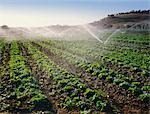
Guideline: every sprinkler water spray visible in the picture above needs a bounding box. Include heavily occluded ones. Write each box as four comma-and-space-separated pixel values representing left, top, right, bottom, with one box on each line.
82, 24, 120, 44
104, 29, 120, 44
82, 25, 103, 43
82, 20, 148, 44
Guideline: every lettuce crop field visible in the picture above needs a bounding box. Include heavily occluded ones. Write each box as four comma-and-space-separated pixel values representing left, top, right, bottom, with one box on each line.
0, 32, 149, 114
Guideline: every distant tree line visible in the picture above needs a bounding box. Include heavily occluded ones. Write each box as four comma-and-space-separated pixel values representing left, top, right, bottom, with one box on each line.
1, 25, 9, 29
108, 10, 150, 17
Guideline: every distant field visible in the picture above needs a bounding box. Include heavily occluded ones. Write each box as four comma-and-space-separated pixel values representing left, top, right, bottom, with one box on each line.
0, 32, 149, 113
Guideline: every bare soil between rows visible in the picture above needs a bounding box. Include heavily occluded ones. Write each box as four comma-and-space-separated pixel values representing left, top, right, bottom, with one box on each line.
31, 42, 149, 114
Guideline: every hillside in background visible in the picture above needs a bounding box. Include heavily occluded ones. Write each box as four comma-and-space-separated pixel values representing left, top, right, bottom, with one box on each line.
90, 10, 150, 29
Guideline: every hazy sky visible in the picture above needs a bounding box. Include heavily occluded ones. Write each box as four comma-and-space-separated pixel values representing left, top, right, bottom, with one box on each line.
0, 0, 149, 27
